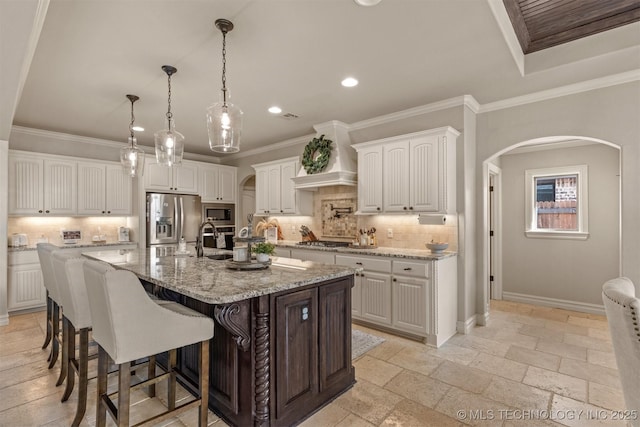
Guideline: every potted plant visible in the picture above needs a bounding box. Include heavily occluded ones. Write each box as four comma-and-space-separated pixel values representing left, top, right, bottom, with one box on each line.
251, 242, 276, 262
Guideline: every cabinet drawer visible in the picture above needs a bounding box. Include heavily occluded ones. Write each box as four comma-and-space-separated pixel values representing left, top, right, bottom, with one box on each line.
335, 255, 391, 273
392, 260, 429, 278
8, 250, 39, 266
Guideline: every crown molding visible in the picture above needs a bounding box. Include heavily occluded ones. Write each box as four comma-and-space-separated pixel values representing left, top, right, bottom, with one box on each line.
479, 70, 640, 113
10, 125, 221, 163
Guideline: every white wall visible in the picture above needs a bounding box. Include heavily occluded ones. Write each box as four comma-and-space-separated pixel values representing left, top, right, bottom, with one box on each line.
477, 81, 640, 317
500, 144, 619, 306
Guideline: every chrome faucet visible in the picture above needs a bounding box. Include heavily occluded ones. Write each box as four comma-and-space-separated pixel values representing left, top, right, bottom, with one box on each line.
195, 220, 218, 258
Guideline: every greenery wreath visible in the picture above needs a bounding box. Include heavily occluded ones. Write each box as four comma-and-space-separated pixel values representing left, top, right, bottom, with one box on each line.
302, 134, 333, 175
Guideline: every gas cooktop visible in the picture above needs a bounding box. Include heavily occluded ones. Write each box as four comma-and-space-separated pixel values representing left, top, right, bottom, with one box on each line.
296, 240, 350, 248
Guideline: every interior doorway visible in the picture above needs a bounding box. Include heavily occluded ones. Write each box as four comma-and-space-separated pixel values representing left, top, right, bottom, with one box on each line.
488, 164, 502, 301
240, 175, 255, 228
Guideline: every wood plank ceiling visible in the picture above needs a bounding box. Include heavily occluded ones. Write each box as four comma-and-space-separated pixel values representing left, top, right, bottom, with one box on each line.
503, 0, 640, 54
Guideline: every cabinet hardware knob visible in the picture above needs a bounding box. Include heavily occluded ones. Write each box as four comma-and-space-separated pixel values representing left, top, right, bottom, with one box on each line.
107, 211, 111, 214
102, 211, 105, 214
403, 267, 412, 271
393, 278, 397, 282
355, 262, 363, 265
376, 207, 381, 211
38, 210, 43, 213
403, 206, 407, 210
280, 210, 283, 213
45, 210, 50, 213
409, 206, 414, 210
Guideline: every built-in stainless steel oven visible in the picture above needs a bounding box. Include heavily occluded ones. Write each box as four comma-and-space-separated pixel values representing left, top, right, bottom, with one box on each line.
203, 226, 235, 249
202, 203, 235, 226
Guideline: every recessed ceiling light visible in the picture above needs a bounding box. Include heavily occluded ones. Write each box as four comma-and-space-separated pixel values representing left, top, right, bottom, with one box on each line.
353, 0, 382, 6
341, 77, 359, 87
268, 106, 282, 114
132, 125, 144, 132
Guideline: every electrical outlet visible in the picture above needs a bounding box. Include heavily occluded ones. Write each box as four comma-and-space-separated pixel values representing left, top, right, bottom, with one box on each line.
387, 228, 393, 238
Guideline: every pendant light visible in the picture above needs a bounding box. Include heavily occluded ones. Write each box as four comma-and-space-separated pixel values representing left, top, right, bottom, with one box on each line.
154, 65, 184, 166
120, 94, 145, 177
206, 19, 243, 153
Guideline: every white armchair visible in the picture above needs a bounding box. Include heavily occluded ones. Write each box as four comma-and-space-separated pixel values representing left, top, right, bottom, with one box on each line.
602, 277, 640, 426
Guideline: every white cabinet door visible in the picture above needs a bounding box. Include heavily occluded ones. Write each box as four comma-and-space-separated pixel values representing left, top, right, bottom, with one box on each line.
410, 136, 439, 212
352, 273, 362, 317
105, 164, 132, 215
201, 165, 237, 203
8, 154, 44, 214
77, 162, 106, 215
43, 159, 77, 215
279, 160, 297, 214
173, 161, 199, 193
8, 263, 46, 311
357, 146, 383, 214
254, 166, 270, 215
360, 271, 392, 325
145, 160, 199, 193
383, 140, 410, 213
267, 165, 281, 214
392, 275, 429, 335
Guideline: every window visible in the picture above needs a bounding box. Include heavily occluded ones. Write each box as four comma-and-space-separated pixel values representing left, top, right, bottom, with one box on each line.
525, 165, 588, 239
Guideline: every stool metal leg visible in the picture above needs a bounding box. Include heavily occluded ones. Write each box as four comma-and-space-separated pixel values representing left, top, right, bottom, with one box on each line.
147, 355, 156, 398
96, 347, 108, 427
42, 292, 52, 349
199, 340, 210, 427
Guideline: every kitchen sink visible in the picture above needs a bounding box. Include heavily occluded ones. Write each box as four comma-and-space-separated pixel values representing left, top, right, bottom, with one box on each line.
206, 253, 233, 260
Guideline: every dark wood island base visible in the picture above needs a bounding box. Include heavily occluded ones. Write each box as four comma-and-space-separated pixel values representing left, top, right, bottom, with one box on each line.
144, 275, 355, 427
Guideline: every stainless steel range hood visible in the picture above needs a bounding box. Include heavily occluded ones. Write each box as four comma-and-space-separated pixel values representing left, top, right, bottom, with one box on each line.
291, 121, 357, 191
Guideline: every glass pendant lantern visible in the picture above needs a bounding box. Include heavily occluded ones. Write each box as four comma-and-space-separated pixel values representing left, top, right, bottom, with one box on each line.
120, 94, 145, 178
154, 65, 184, 166
207, 19, 243, 153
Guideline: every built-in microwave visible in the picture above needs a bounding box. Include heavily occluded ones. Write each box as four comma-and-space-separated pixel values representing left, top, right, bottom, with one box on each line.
202, 203, 235, 226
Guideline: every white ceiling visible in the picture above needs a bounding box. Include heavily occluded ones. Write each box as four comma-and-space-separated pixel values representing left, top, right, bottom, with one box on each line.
11, 0, 640, 157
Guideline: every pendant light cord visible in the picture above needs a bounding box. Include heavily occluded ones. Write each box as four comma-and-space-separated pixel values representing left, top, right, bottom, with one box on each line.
221, 28, 227, 106
166, 73, 173, 127
129, 98, 136, 144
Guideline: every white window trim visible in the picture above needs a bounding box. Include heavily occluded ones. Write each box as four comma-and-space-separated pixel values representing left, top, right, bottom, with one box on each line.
525, 164, 589, 240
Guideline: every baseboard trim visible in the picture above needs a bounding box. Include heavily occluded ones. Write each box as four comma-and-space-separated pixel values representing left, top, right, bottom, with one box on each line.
502, 292, 605, 316
456, 315, 477, 335
476, 311, 490, 326
0, 314, 9, 326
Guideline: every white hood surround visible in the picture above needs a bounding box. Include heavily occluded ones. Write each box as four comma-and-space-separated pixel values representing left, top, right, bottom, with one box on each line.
291, 121, 357, 190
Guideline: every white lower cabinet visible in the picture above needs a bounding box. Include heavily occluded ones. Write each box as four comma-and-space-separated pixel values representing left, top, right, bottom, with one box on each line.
8, 244, 137, 313
336, 253, 457, 347
8, 251, 45, 311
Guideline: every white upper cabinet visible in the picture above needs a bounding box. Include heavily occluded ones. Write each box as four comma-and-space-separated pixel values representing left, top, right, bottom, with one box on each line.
352, 126, 458, 214
252, 157, 311, 215
145, 159, 199, 194
9, 153, 77, 215
201, 164, 237, 203
77, 161, 132, 215
356, 146, 383, 214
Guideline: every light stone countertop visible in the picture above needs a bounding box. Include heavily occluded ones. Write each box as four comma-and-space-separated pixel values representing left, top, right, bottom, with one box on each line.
8, 241, 137, 252
275, 240, 457, 260
83, 247, 355, 305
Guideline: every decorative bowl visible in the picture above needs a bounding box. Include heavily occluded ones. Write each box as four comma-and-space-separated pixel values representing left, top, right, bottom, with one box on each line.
426, 242, 449, 253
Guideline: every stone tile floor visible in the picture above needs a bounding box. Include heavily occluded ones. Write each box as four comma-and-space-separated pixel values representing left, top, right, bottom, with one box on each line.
0, 300, 631, 426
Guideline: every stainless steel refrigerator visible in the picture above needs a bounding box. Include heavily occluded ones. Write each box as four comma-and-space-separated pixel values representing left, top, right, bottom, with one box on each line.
146, 193, 202, 246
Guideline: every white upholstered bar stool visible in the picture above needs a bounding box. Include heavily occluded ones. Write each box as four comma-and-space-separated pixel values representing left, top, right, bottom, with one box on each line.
82, 260, 214, 427
51, 251, 97, 426
602, 278, 640, 427
36, 243, 64, 373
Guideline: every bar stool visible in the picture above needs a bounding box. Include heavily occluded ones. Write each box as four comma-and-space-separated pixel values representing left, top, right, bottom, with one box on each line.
82, 260, 214, 427
51, 251, 97, 426
36, 243, 64, 377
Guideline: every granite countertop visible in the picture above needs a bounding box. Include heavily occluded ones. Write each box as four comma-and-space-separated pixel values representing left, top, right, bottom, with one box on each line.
8, 241, 137, 252
276, 240, 457, 260
82, 247, 355, 305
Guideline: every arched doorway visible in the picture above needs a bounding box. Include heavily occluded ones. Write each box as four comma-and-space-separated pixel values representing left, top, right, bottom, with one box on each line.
479, 136, 621, 323
239, 175, 255, 228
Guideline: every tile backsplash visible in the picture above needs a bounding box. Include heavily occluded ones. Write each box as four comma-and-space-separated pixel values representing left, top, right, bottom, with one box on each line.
8, 216, 130, 247
262, 186, 458, 251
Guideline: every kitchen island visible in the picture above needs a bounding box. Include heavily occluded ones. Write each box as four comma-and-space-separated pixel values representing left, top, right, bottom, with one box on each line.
84, 247, 356, 427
